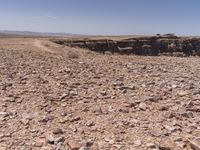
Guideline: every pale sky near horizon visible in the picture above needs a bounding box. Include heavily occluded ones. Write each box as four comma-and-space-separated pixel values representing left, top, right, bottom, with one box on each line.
0, 0, 200, 35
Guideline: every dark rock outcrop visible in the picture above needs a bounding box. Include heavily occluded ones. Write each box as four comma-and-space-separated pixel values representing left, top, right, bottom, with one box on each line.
51, 36, 200, 56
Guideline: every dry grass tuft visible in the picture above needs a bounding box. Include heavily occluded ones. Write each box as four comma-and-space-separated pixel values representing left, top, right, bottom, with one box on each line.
67, 50, 79, 59
45, 43, 50, 47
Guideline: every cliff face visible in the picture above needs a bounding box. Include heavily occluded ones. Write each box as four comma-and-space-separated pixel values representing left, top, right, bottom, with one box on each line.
52, 36, 200, 56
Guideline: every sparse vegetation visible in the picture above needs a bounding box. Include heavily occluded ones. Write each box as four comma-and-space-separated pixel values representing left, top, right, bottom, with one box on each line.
67, 50, 79, 59
45, 43, 50, 47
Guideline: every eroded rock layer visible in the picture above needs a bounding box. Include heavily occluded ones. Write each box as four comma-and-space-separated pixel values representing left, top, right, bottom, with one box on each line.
52, 35, 200, 56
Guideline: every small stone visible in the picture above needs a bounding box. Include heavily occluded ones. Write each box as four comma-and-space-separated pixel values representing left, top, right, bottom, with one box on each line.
44, 96, 54, 101
134, 140, 142, 146
64, 68, 71, 73
21, 118, 29, 125
150, 129, 163, 137
171, 84, 178, 89
108, 106, 114, 112
159, 146, 171, 150
23, 112, 38, 120
71, 116, 81, 122
86, 121, 95, 127
119, 108, 129, 113
53, 128, 63, 134
186, 107, 200, 112
165, 112, 177, 118
181, 112, 194, 118
0, 112, 9, 118
47, 135, 65, 144
0, 133, 5, 139
60, 93, 68, 100
141, 65, 147, 69
47, 135, 55, 144
146, 143, 157, 149
138, 102, 147, 111
159, 106, 169, 111
177, 91, 189, 97
128, 85, 136, 90
163, 125, 178, 134
188, 140, 200, 150
59, 117, 68, 124
100, 91, 107, 96
33, 142, 43, 147
79, 146, 89, 150
118, 86, 129, 91
113, 144, 123, 149
70, 90, 78, 96
124, 102, 136, 108
85, 140, 93, 147
3, 133, 11, 138
92, 107, 103, 115
175, 141, 186, 149
104, 136, 114, 143
61, 112, 68, 116
38, 115, 54, 123
193, 90, 200, 95
68, 140, 82, 150
56, 137, 65, 143
150, 95, 162, 102
113, 81, 124, 87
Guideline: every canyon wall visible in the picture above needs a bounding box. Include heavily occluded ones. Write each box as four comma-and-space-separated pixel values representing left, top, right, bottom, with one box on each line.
52, 35, 200, 56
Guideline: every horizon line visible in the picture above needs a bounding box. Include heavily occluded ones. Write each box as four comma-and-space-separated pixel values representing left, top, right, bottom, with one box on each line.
1, 29, 200, 37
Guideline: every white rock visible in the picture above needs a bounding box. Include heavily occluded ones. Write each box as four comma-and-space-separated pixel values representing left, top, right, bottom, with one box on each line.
139, 102, 147, 111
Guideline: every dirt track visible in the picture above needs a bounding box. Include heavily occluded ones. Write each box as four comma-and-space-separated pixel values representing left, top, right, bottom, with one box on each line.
33, 39, 52, 52
0, 37, 200, 150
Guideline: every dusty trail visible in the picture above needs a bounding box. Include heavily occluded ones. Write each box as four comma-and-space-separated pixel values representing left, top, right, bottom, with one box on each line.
34, 39, 54, 53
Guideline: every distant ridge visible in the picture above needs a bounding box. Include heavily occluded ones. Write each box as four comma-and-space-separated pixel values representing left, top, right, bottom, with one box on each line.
0, 30, 83, 37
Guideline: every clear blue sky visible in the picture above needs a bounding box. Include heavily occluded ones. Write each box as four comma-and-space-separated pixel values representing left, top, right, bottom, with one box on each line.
0, 0, 199, 35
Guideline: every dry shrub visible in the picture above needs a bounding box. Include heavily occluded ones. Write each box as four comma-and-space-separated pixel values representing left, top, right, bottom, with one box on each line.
45, 43, 50, 47
67, 50, 79, 59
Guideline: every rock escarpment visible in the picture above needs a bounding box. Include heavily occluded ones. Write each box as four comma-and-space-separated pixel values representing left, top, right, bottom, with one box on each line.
52, 35, 200, 56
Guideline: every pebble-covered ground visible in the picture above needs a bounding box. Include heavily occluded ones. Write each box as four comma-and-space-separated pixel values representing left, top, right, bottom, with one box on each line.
0, 38, 200, 150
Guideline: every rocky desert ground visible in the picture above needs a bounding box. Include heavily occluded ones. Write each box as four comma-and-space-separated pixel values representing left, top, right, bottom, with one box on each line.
1, 36, 200, 150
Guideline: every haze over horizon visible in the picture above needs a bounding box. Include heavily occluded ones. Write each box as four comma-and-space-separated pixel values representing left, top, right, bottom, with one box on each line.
0, 0, 200, 36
